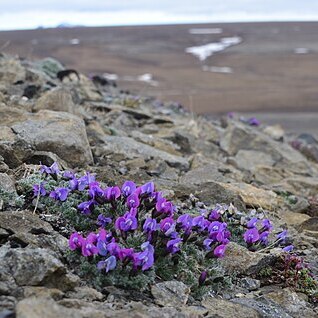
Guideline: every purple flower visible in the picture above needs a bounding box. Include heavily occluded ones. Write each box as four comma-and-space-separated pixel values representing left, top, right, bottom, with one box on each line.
78, 200, 95, 215
160, 217, 176, 237
81, 233, 98, 256
69, 177, 78, 190
40, 162, 60, 175
259, 231, 270, 245
140, 182, 155, 196
106, 241, 120, 256
78, 173, 95, 191
203, 238, 214, 250
69, 232, 84, 250
97, 255, 117, 272
49, 187, 69, 201
208, 209, 220, 221
262, 219, 273, 231
63, 170, 74, 179
246, 217, 258, 228
121, 181, 136, 197
104, 186, 121, 201
177, 214, 193, 233
208, 221, 228, 241
89, 182, 104, 199
118, 248, 134, 261
213, 244, 227, 258
97, 214, 112, 227
167, 237, 182, 254
283, 245, 294, 252
192, 215, 209, 231
248, 117, 260, 126
199, 271, 208, 285
243, 228, 260, 244
115, 212, 138, 232
143, 218, 158, 233
276, 230, 288, 242
133, 242, 154, 271
126, 193, 140, 209
33, 182, 46, 197
97, 239, 108, 256
156, 197, 175, 215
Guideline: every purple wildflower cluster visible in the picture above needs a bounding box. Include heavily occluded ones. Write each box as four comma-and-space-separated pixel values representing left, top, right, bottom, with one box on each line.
66, 182, 232, 273
243, 216, 293, 252
33, 163, 293, 277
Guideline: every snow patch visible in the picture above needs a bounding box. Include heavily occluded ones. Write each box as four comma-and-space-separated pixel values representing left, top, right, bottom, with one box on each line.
185, 36, 242, 61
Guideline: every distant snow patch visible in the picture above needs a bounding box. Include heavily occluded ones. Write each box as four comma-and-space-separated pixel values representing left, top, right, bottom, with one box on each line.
189, 28, 222, 35
185, 36, 242, 61
137, 73, 158, 86
70, 38, 80, 45
294, 48, 309, 54
103, 73, 119, 81
202, 65, 233, 74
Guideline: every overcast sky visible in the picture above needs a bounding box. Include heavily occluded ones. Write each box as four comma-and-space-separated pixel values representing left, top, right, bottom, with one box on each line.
1, 0, 318, 30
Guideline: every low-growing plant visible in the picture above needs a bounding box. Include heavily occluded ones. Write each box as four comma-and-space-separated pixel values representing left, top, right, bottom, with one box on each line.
18, 162, 311, 298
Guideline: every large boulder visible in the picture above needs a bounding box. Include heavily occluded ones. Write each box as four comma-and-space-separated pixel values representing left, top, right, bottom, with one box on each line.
0, 110, 93, 168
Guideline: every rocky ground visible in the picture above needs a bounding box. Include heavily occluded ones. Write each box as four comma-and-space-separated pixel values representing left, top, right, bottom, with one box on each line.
0, 53, 318, 317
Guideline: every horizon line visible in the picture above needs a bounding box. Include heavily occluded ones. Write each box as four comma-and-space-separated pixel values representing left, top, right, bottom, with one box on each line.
1, 19, 318, 32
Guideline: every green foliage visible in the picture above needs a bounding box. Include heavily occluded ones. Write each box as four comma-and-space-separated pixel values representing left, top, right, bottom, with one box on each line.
0, 188, 25, 211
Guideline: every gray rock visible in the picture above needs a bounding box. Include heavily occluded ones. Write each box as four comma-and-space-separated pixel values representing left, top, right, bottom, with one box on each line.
151, 281, 190, 307
232, 296, 292, 318
265, 288, 317, 318
0, 173, 16, 193
239, 278, 261, 291
34, 88, 76, 114
37, 57, 64, 78
234, 149, 275, 171
219, 242, 280, 276
0, 246, 77, 293
202, 297, 260, 318
8, 110, 93, 167
99, 136, 189, 171
220, 121, 311, 174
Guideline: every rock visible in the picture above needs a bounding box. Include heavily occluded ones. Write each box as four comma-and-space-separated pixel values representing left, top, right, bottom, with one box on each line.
234, 150, 275, 171
0, 56, 26, 84
34, 88, 76, 114
232, 296, 292, 318
98, 136, 189, 171
220, 121, 310, 174
280, 210, 311, 227
22, 287, 64, 301
299, 217, 318, 232
219, 242, 279, 276
0, 246, 77, 294
36, 57, 64, 78
6, 110, 93, 168
266, 288, 317, 318
179, 164, 229, 185
201, 297, 260, 318
0, 309, 15, 318
263, 125, 285, 140
66, 287, 103, 302
219, 182, 280, 210
0, 173, 16, 192
151, 281, 190, 307
239, 278, 261, 291
0, 211, 68, 254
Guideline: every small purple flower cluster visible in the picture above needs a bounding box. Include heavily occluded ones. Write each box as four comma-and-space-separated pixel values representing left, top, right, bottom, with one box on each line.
243, 216, 293, 252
